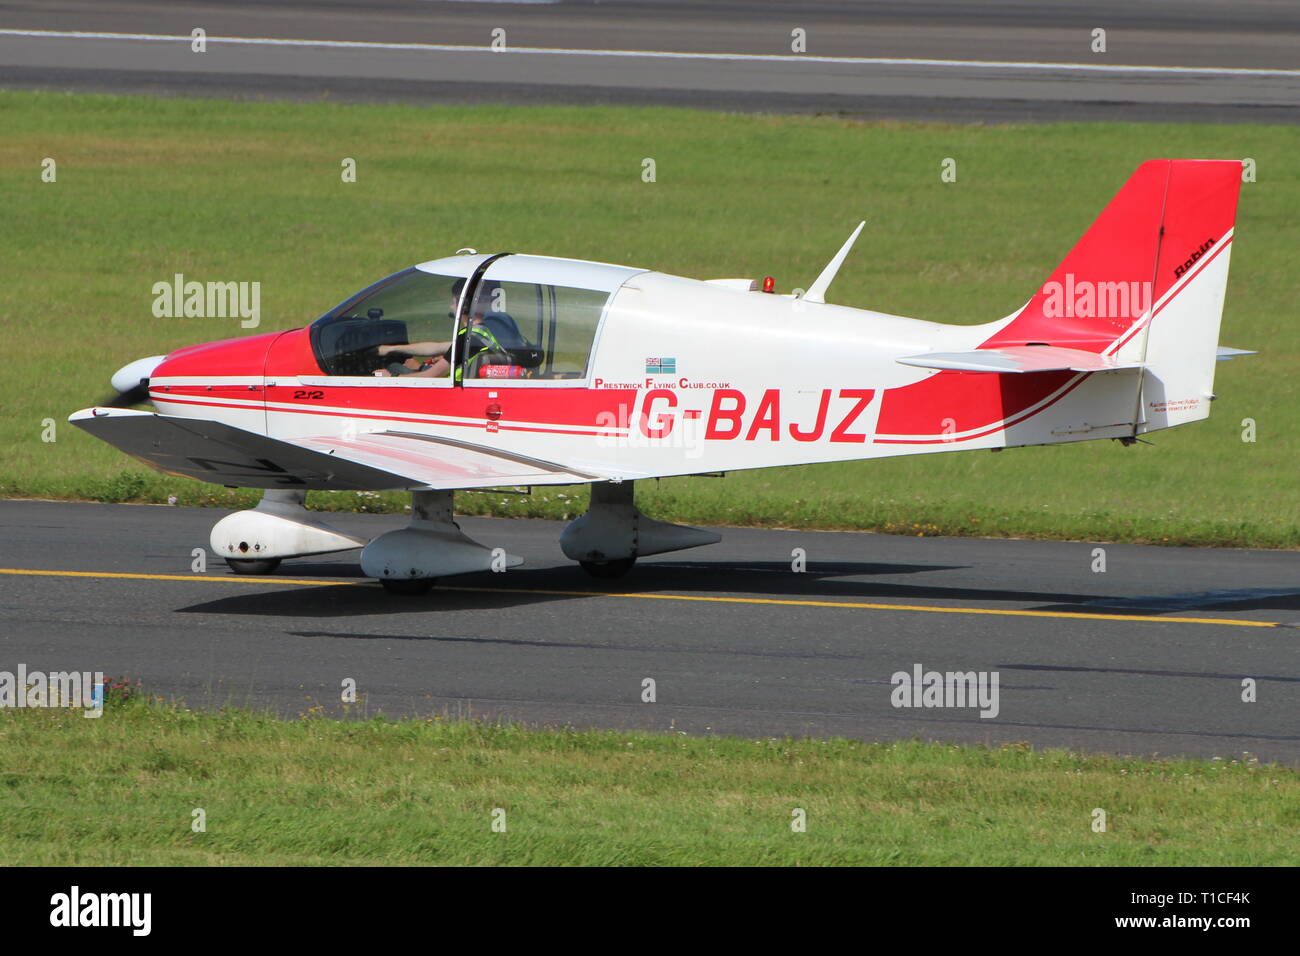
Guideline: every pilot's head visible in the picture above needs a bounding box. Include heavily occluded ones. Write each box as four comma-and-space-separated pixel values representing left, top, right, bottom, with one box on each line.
449, 278, 466, 319
471, 281, 503, 322
448, 279, 502, 325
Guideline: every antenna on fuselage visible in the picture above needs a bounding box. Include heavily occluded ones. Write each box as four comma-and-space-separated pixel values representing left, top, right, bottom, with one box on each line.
802, 221, 865, 304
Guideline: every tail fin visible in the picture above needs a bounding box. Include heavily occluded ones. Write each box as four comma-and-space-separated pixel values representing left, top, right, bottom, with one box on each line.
983, 159, 1243, 431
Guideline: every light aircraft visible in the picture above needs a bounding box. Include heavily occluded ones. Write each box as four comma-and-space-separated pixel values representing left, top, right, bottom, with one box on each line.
72, 159, 1250, 593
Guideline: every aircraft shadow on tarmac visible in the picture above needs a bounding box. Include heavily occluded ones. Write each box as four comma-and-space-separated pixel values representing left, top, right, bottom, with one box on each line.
174, 558, 1300, 619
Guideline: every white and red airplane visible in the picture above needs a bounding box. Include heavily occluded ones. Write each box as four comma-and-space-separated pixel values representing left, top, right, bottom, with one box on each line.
72, 159, 1249, 593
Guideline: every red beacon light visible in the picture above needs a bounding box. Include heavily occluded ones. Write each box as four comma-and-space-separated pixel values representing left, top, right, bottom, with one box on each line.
761, 276, 775, 293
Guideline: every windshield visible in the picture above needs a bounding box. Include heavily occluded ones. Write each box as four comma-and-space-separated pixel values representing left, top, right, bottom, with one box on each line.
309, 269, 460, 376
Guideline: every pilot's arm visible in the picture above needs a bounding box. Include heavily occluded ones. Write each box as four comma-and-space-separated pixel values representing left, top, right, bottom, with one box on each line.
378, 341, 448, 357
372, 345, 453, 378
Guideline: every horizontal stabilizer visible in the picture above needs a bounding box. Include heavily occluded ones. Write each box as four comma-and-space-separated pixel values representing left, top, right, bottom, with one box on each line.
897, 345, 1142, 374
68, 408, 605, 491
1215, 346, 1257, 362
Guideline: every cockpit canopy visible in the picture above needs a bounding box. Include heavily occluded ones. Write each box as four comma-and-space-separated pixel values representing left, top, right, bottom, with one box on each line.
309, 254, 644, 380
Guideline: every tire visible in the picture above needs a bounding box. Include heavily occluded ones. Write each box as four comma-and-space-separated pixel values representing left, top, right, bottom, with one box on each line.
225, 557, 281, 575
379, 577, 437, 595
579, 557, 636, 579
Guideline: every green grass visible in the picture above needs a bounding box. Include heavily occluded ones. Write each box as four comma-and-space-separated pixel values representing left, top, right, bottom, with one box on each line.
1, 92, 1295, 546
1, 692, 1295, 866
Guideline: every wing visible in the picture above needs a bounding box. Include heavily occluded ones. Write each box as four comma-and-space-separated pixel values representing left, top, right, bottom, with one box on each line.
68, 408, 607, 490
897, 345, 1142, 374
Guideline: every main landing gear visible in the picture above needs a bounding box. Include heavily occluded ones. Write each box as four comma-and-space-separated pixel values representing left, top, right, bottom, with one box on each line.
579, 557, 637, 579
208, 480, 719, 593
561, 481, 719, 579
359, 489, 522, 595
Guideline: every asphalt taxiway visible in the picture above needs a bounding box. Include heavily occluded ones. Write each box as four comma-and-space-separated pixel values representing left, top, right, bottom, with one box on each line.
1, 499, 1295, 763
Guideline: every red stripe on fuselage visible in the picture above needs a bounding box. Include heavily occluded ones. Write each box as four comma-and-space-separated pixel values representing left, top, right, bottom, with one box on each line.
151, 391, 635, 437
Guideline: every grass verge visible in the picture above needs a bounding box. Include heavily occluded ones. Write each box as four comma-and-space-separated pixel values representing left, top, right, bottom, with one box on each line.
1, 690, 1295, 865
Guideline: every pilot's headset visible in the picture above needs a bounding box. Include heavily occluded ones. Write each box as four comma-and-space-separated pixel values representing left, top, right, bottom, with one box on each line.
472, 280, 504, 318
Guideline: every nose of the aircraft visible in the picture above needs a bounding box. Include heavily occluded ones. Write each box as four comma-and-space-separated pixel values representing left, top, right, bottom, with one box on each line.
110, 355, 167, 395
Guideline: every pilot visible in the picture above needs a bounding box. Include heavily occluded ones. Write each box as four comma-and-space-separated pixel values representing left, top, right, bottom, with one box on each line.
372, 279, 507, 380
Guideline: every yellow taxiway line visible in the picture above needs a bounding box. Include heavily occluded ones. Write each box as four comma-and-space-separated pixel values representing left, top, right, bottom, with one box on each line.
0, 567, 1282, 628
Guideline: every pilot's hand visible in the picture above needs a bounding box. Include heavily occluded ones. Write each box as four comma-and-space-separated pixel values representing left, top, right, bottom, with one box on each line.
373, 369, 390, 377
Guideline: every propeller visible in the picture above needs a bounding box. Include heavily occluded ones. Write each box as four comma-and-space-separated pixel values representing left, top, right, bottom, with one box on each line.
95, 382, 152, 408
95, 355, 166, 409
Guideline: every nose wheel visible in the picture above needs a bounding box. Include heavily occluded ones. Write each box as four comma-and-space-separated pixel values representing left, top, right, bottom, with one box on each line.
225, 557, 282, 575
379, 577, 438, 595
210, 490, 368, 576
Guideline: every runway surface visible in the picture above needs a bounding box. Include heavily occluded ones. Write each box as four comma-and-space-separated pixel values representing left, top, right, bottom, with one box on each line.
1, 499, 1296, 763
1, 0, 1297, 122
